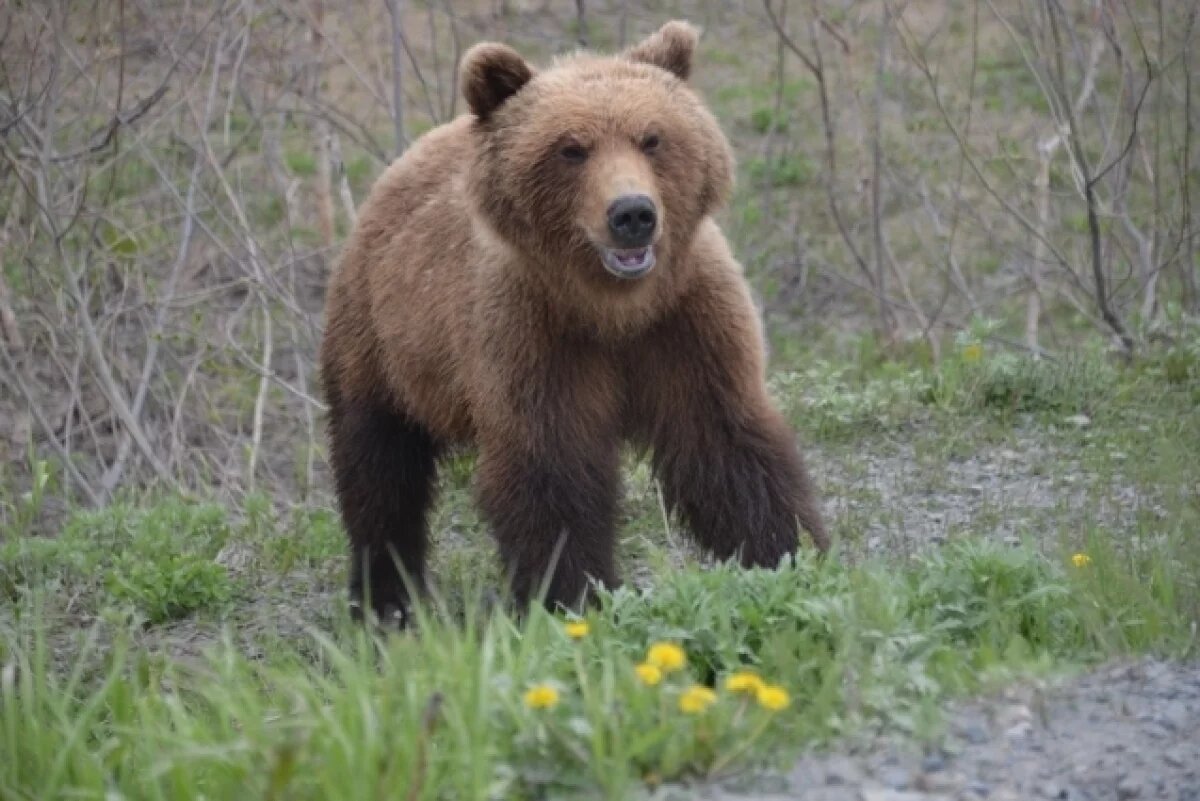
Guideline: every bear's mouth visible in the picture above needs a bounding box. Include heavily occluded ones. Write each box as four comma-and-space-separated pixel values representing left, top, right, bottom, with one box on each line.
599, 246, 656, 279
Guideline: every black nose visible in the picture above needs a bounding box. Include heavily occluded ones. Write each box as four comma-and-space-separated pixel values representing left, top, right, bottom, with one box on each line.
606, 194, 657, 248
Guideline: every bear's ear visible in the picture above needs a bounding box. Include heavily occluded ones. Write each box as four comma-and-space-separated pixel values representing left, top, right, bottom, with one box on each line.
624, 20, 700, 81
460, 42, 535, 120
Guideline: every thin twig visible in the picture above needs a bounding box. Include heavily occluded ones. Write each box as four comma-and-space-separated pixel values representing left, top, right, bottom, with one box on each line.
385, 0, 407, 157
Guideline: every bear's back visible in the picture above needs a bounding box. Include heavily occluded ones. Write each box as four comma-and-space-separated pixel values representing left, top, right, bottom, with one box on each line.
323, 116, 481, 443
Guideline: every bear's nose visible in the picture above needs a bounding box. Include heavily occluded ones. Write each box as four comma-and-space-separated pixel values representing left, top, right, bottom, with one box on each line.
606, 194, 657, 248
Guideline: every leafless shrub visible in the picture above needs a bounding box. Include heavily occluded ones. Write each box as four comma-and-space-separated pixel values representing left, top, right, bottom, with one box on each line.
0, 0, 1195, 518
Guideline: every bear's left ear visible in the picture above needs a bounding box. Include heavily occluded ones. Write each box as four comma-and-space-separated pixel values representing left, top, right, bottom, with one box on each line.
461, 42, 535, 120
624, 20, 700, 81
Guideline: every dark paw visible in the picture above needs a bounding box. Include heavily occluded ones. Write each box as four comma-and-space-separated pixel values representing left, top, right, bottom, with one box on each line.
349, 590, 412, 631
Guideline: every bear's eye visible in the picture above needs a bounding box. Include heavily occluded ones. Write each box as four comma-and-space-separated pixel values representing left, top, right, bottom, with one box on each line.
641, 134, 661, 154
559, 143, 589, 163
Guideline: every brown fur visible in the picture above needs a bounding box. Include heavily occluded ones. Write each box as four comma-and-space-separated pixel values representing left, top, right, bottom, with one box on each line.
320, 21, 828, 624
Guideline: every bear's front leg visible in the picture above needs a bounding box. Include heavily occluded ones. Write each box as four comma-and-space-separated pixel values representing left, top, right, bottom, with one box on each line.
631, 273, 829, 566
653, 403, 827, 566
477, 439, 621, 612
471, 326, 625, 614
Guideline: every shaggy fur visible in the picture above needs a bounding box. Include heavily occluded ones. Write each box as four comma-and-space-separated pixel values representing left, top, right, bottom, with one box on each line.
320, 21, 828, 624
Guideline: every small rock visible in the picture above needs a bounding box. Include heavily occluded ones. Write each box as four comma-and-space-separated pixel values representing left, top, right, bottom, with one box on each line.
915, 770, 965, 793
1003, 721, 1032, 739
921, 754, 947, 773
1163, 748, 1188, 768
1116, 776, 1142, 799
998, 704, 1033, 739
859, 791, 948, 801
1158, 702, 1189, 732
1065, 413, 1091, 427
823, 756, 865, 786
792, 791, 859, 801
1038, 782, 1070, 800
876, 765, 912, 790
960, 723, 989, 745
988, 790, 1022, 801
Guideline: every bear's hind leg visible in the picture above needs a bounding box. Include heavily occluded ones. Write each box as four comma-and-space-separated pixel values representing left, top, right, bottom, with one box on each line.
328, 400, 440, 626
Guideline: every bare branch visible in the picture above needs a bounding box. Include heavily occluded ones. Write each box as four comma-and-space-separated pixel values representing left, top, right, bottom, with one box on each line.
386, 0, 407, 157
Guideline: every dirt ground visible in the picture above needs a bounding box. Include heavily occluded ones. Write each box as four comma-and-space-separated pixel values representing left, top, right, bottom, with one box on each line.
680, 658, 1200, 801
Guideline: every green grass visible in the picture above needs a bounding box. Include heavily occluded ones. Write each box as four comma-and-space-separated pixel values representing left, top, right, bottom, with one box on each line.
744, 152, 815, 188
2, 497, 235, 624
1, 531, 1194, 800
1, 340, 1198, 799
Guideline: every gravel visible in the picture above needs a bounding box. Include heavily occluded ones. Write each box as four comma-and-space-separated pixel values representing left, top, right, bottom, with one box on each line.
809, 427, 1155, 559
675, 658, 1200, 801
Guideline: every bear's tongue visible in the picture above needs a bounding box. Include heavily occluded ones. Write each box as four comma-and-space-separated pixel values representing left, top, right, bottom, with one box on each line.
600, 244, 656, 278
616, 248, 648, 267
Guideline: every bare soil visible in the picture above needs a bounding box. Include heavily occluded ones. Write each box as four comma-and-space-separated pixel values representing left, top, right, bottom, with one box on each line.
685, 658, 1200, 801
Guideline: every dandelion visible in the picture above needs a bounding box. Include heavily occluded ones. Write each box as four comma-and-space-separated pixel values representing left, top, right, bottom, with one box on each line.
962, 343, 984, 363
1071, 552, 1092, 568
678, 685, 718, 714
645, 642, 687, 673
724, 670, 765, 695
564, 620, 590, 639
755, 684, 790, 711
523, 684, 560, 710
634, 662, 663, 687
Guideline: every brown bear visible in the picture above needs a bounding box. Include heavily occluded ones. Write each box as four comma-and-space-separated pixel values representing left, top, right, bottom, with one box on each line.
319, 21, 828, 625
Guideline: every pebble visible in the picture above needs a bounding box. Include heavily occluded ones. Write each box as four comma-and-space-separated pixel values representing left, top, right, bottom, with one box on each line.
1164, 748, 1188, 768
1159, 702, 1189, 732
915, 770, 965, 793
960, 723, 989, 745
921, 754, 947, 773
823, 756, 866, 786
859, 791, 947, 801
987, 790, 1022, 801
876, 766, 912, 790
1002, 721, 1032, 739
1116, 775, 1142, 799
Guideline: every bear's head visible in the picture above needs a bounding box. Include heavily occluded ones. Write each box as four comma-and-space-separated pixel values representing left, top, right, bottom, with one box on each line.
461, 21, 734, 293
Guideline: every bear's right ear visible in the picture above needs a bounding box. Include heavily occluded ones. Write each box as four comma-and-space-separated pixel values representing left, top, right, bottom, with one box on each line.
460, 43, 534, 120
624, 20, 700, 81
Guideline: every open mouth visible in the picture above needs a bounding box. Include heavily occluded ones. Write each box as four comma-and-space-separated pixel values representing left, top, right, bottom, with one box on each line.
599, 246, 656, 279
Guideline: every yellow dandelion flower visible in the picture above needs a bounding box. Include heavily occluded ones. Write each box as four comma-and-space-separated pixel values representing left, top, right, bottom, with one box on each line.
755, 684, 791, 711
678, 685, 718, 714
564, 620, 590, 639
523, 684, 560, 710
634, 662, 663, 687
646, 642, 687, 673
724, 670, 765, 695
1071, 552, 1092, 568
962, 343, 984, 363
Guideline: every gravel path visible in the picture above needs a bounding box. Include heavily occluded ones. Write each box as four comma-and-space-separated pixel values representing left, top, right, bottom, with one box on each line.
684, 659, 1200, 801
811, 427, 1151, 559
